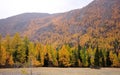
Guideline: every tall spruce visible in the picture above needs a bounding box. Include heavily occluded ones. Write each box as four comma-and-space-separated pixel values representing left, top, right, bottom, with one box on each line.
94, 46, 100, 67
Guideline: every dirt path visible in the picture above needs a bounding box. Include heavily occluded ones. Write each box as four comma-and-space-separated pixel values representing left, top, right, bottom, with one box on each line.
0, 67, 120, 75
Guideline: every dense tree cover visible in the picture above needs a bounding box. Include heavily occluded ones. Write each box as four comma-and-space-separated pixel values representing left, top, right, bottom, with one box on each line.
0, 33, 120, 68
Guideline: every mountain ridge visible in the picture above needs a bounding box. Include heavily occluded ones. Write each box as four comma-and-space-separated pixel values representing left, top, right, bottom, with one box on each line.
0, 0, 120, 47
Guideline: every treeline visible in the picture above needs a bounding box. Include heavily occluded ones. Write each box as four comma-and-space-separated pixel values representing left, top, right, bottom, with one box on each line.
0, 33, 120, 68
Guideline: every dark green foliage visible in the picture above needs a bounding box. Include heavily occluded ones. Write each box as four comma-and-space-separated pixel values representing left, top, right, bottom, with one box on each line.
106, 51, 112, 67
23, 37, 30, 62
44, 53, 49, 67
94, 46, 100, 66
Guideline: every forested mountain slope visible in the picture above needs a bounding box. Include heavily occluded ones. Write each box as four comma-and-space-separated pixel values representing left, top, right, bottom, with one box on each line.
0, 0, 120, 47
0, 0, 120, 68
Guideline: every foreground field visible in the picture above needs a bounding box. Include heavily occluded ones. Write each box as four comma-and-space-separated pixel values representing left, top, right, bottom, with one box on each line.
0, 67, 120, 75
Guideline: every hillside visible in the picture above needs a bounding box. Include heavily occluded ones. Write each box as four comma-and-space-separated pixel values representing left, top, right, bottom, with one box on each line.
0, 0, 120, 68
0, 13, 50, 36
0, 0, 120, 47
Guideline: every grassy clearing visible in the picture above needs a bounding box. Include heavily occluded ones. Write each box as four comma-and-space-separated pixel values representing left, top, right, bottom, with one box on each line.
0, 67, 120, 75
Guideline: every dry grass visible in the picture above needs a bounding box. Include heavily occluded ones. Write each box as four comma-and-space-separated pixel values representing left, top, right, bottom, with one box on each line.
0, 67, 120, 75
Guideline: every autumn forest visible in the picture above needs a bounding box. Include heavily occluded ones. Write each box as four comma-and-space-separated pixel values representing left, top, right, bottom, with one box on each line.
0, 0, 120, 68
0, 33, 120, 68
